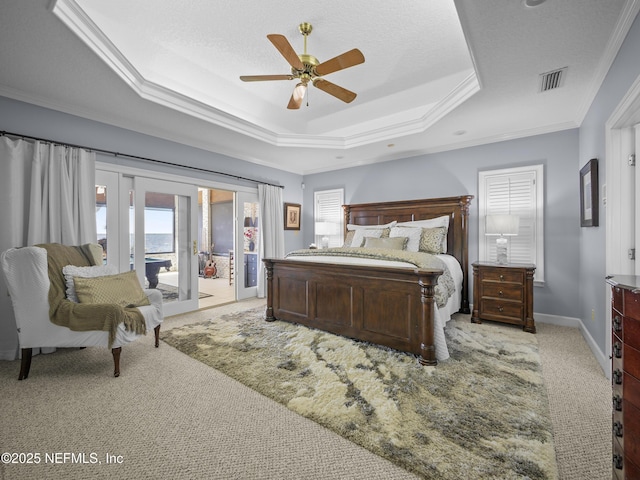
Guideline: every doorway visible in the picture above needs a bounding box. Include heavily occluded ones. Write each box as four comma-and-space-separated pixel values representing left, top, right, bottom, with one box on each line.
605, 73, 640, 359
197, 187, 236, 308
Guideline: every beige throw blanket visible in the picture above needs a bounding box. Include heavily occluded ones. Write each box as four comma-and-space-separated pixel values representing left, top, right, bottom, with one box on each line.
286, 247, 456, 308
39, 243, 146, 348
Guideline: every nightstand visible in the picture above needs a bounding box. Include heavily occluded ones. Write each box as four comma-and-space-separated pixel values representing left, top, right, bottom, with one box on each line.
471, 261, 536, 333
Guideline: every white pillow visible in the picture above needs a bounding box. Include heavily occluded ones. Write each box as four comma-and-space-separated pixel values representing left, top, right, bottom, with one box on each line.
351, 228, 384, 248
390, 226, 422, 252
397, 215, 449, 229
347, 221, 397, 231
62, 264, 118, 302
397, 216, 449, 252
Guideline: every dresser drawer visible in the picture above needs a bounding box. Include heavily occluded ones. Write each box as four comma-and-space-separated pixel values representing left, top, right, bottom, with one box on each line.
481, 283, 522, 301
480, 269, 524, 284
625, 288, 640, 319
613, 285, 624, 313
624, 400, 640, 464
480, 299, 523, 321
626, 343, 640, 382
625, 315, 640, 350
624, 372, 640, 410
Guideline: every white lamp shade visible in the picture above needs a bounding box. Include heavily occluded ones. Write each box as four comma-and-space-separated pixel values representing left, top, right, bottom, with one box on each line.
315, 222, 338, 236
485, 215, 519, 236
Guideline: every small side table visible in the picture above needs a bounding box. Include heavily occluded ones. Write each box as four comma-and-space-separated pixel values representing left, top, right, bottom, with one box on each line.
471, 261, 536, 333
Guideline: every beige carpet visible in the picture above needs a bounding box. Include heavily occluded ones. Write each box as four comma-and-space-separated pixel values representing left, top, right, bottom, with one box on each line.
0, 299, 611, 479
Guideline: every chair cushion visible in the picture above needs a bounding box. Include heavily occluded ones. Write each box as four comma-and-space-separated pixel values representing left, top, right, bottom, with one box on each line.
62, 264, 118, 302
74, 271, 151, 308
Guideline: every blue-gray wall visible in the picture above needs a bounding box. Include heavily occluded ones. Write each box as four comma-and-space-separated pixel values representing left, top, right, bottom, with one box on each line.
302, 130, 581, 319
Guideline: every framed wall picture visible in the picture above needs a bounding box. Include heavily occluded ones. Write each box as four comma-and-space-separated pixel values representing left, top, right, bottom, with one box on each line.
580, 158, 598, 227
284, 203, 301, 230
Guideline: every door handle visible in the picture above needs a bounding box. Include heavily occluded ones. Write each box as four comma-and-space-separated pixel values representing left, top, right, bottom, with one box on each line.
193, 240, 197, 255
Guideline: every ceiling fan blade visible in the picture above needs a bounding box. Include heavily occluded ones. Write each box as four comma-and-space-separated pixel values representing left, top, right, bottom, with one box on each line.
287, 83, 307, 110
315, 49, 365, 76
267, 34, 304, 71
239, 75, 293, 82
313, 79, 357, 103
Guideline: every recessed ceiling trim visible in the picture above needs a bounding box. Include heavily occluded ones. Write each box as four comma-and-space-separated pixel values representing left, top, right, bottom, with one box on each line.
53, 0, 481, 151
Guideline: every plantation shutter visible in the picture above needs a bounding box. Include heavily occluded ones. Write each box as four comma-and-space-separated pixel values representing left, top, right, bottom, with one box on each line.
480, 165, 544, 282
314, 189, 344, 247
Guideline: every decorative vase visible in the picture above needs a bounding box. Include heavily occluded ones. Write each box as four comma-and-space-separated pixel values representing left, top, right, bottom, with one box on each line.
249, 240, 255, 252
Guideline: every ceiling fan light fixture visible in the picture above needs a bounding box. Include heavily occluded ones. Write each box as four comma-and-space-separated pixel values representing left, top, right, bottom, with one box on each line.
524, 0, 547, 7
287, 82, 307, 109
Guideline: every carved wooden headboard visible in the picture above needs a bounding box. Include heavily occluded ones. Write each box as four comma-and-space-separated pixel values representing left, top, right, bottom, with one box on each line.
343, 195, 473, 313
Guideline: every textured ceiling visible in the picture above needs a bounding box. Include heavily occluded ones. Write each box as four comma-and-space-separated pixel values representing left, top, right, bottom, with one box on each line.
0, 0, 638, 175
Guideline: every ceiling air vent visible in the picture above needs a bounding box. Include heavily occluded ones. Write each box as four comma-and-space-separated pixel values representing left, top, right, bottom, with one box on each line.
539, 67, 567, 92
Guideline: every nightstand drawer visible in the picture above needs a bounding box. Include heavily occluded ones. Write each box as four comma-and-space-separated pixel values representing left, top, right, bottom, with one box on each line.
481, 299, 523, 320
481, 269, 524, 284
482, 283, 522, 301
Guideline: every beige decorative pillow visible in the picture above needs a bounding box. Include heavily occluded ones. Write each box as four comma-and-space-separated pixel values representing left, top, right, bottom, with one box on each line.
390, 226, 422, 252
62, 264, 118, 302
74, 270, 150, 308
398, 216, 449, 252
420, 227, 448, 254
343, 230, 355, 247
364, 236, 407, 250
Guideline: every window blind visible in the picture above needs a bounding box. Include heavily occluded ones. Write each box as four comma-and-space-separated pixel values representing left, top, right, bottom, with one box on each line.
314, 189, 344, 247
480, 165, 544, 282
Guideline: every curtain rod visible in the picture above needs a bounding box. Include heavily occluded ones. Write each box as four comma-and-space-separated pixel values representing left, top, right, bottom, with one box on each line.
0, 130, 284, 189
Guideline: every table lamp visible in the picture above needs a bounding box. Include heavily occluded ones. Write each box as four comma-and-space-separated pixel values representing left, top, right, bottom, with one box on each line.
485, 214, 519, 264
315, 222, 338, 249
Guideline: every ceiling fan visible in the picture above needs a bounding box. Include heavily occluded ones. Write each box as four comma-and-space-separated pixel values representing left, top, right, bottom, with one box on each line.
240, 23, 365, 109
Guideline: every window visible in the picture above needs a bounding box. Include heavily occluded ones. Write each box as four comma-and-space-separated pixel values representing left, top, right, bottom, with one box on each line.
314, 189, 344, 248
479, 165, 544, 283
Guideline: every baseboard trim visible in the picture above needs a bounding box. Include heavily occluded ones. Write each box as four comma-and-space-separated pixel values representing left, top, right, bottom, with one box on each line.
535, 312, 609, 378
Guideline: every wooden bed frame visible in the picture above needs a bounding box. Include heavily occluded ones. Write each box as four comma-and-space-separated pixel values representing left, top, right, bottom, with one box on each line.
263, 195, 473, 366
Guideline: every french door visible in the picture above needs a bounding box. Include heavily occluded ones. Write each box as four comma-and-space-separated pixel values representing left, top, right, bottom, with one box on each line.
96, 170, 198, 316
236, 191, 260, 300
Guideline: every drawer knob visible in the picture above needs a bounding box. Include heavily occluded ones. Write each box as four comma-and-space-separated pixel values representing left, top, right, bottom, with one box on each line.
498, 306, 504, 313
499, 274, 505, 281
613, 421, 623, 437
613, 369, 623, 385
613, 395, 622, 411
613, 316, 622, 332
613, 342, 622, 359
498, 290, 504, 296
613, 453, 624, 470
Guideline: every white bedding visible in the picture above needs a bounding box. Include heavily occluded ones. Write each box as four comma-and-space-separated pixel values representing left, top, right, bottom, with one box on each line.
287, 253, 462, 361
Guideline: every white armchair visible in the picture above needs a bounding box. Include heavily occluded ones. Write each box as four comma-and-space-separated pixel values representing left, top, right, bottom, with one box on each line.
0, 244, 163, 379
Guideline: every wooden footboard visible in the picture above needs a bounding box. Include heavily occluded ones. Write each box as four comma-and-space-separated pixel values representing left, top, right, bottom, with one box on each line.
264, 258, 443, 365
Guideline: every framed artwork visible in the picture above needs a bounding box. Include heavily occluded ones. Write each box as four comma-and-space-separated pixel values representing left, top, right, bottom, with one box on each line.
580, 158, 598, 227
284, 203, 301, 230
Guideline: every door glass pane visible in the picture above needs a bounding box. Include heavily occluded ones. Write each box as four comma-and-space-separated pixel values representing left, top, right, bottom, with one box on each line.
143, 192, 179, 302
95, 185, 107, 263
243, 201, 259, 288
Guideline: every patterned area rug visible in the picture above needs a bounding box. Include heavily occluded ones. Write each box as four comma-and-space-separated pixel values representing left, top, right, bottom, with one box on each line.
161, 308, 558, 479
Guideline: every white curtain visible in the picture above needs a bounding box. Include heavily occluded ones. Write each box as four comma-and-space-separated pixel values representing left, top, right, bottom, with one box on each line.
0, 136, 96, 360
257, 184, 285, 298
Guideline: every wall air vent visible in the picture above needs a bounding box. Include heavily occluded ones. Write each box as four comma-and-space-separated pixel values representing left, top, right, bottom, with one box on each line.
539, 67, 567, 92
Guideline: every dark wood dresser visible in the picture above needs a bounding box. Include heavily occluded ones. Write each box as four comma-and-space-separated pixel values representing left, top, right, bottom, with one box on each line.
471, 261, 536, 333
607, 275, 640, 479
